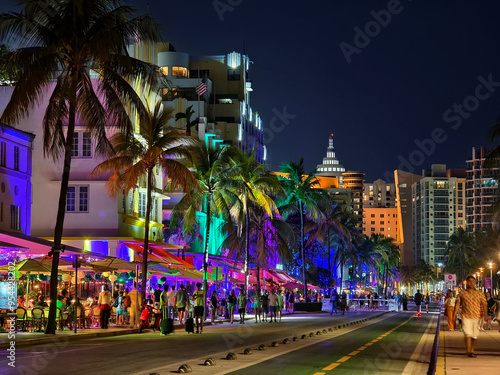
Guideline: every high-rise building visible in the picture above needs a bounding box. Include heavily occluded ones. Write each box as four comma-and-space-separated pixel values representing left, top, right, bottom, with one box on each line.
363, 179, 396, 208
342, 171, 364, 229
412, 164, 457, 267
394, 170, 422, 267
466, 147, 500, 232
362, 207, 398, 241
447, 169, 467, 229
316, 133, 345, 183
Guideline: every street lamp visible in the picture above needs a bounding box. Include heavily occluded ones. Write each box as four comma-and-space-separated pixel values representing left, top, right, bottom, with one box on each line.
479, 267, 484, 292
489, 261, 493, 294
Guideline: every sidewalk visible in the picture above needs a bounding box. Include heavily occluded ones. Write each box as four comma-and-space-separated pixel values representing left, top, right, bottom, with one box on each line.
1, 309, 372, 349
437, 317, 500, 375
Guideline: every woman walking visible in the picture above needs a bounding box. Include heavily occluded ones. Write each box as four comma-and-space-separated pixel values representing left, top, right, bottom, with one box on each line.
444, 290, 456, 331
210, 291, 218, 324
227, 289, 237, 324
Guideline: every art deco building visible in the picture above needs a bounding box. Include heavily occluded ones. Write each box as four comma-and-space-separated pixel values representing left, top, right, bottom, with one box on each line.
316, 133, 345, 183
342, 171, 364, 230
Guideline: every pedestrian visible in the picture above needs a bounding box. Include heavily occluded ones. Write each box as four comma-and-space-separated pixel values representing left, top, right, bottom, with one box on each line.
122, 289, 130, 325
159, 285, 169, 323
115, 291, 125, 325
287, 290, 295, 312
453, 275, 488, 358
253, 293, 261, 323
192, 282, 205, 334
269, 289, 278, 323
330, 289, 338, 315
175, 284, 188, 325
167, 285, 176, 320
210, 290, 218, 324
113, 284, 120, 300
425, 293, 430, 313
369, 293, 374, 311
127, 286, 141, 328
277, 290, 284, 321
227, 289, 237, 324
261, 290, 269, 322
444, 290, 456, 331
98, 284, 112, 329
340, 290, 347, 315
484, 291, 496, 330
395, 291, 402, 312
237, 288, 246, 324
414, 290, 423, 316
402, 293, 408, 311
154, 285, 162, 306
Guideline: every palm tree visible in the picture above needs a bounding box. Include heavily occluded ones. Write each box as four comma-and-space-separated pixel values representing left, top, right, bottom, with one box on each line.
445, 227, 477, 285
91, 101, 197, 300
171, 141, 233, 309
278, 158, 326, 299
175, 105, 198, 136
0, 0, 161, 334
225, 149, 284, 293
306, 201, 349, 279
223, 203, 295, 292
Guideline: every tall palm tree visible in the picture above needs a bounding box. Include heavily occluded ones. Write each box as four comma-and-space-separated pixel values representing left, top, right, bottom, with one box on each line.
445, 227, 477, 285
225, 149, 283, 293
171, 141, 233, 308
306, 201, 349, 279
91, 101, 197, 300
278, 159, 326, 299
0, 0, 161, 334
371, 234, 400, 297
223, 203, 295, 292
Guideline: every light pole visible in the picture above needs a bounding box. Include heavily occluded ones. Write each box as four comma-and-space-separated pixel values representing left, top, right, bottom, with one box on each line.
489, 261, 493, 294
479, 267, 484, 293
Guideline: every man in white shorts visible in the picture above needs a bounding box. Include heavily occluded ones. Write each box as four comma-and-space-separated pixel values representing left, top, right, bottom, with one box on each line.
453, 275, 488, 358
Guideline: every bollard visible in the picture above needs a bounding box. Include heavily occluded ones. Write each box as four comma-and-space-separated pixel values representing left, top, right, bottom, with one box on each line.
323, 329, 327, 334
226, 352, 237, 360
177, 364, 192, 373
316, 331, 321, 335
271, 341, 279, 347
204, 358, 216, 366
283, 338, 290, 344
301, 334, 307, 339
243, 348, 253, 355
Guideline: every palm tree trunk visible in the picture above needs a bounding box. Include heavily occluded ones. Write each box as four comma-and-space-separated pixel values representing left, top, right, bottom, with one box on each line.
203, 192, 213, 314
141, 169, 153, 301
299, 200, 307, 301
327, 227, 331, 282
256, 263, 261, 295
45, 80, 77, 335
244, 209, 250, 294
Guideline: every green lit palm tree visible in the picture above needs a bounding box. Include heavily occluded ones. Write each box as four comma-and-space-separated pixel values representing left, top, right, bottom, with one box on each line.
278, 159, 327, 299
170, 141, 233, 307
91, 101, 197, 300
225, 149, 284, 293
0, 0, 161, 334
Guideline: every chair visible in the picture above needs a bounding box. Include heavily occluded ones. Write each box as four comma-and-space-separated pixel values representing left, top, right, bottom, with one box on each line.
92, 305, 101, 328
84, 308, 92, 328
15, 308, 28, 331
75, 307, 85, 329
31, 308, 46, 332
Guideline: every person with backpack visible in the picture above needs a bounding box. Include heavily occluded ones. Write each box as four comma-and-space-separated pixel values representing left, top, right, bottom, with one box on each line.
227, 289, 237, 324
175, 284, 188, 325
414, 290, 423, 316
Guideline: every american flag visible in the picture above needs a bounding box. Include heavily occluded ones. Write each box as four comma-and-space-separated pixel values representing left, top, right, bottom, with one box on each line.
195, 81, 207, 96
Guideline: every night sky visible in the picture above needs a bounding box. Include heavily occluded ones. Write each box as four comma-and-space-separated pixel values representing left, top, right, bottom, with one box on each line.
2, 1, 500, 182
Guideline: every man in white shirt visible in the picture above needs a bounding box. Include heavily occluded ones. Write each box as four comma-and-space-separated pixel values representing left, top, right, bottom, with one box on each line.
268, 290, 278, 323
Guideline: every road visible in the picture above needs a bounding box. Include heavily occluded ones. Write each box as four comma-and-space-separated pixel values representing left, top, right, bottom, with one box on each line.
1, 309, 439, 375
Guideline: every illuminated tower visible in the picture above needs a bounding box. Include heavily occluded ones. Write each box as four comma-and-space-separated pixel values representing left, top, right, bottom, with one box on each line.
316, 133, 345, 183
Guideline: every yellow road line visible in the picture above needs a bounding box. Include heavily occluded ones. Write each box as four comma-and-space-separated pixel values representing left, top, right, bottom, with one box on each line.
314, 372, 326, 375
357, 346, 367, 350
371, 339, 378, 343
322, 363, 340, 371
365, 342, 373, 346
348, 350, 360, 356
337, 356, 351, 363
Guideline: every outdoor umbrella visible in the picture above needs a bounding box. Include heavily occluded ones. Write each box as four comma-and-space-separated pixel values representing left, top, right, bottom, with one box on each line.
281, 281, 304, 289
0, 258, 52, 273
89, 258, 138, 272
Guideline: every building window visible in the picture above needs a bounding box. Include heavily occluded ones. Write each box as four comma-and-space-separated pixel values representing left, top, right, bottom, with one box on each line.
380, 214, 384, 218
380, 221, 384, 225
371, 221, 375, 225
10, 205, 20, 230
172, 66, 188, 77
66, 185, 89, 212
227, 68, 241, 81
371, 214, 375, 218
159, 66, 168, 76
0, 142, 6, 167
139, 192, 146, 217
72, 132, 92, 158
13, 146, 19, 171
